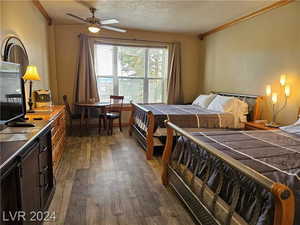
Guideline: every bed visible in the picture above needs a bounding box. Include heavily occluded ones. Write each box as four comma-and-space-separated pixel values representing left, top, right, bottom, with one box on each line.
129, 92, 263, 160
161, 109, 300, 225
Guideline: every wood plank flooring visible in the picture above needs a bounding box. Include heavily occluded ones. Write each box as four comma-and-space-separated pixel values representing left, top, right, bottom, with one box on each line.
45, 128, 196, 225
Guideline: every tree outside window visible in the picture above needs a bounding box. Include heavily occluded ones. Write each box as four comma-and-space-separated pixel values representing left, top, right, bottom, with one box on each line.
95, 44, 168, 103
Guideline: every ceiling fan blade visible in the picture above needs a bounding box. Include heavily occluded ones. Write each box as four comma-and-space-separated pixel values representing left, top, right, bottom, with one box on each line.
101, 25, 127, 33
100, 19, 119, 25
66, 13, 87, 23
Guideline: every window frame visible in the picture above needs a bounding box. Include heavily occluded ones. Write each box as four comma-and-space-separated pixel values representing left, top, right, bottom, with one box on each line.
94, 43, 168, 104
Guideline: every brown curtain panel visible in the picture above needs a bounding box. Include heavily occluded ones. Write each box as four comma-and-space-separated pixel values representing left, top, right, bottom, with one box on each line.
74, 34, 100, 103
167, 42, 183, 104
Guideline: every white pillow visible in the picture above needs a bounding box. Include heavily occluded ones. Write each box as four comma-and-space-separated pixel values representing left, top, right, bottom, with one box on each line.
192, 94, 216, 108
280, 123, 300, 134
207, 95, 235, 112
280, 117, 300, 134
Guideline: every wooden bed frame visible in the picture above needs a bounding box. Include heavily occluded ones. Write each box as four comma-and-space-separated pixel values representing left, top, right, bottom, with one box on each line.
161, 120, 296, 225
129, 92, 263, 160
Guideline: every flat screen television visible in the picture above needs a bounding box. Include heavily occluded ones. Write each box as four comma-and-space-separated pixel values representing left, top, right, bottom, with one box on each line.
0, 61, 26, 125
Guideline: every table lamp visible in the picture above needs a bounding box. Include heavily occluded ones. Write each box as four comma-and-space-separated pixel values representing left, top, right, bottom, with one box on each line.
23, 66, 41, 113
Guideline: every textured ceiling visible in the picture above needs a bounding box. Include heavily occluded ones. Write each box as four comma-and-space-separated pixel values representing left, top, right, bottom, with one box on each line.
40, 0, 275, 34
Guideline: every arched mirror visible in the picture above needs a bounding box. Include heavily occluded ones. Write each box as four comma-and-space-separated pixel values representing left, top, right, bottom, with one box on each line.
3, 36, 29, 76
2, 36, 29, 113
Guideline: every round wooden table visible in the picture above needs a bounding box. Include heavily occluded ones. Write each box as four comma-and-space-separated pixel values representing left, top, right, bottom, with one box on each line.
75, 102, 110, 135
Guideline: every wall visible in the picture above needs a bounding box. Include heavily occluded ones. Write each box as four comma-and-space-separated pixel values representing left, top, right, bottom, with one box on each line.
52, 25, 203, 105
0, 2, 2, 35
202, 2, 300, 125
48, 25, 59, 103
0, 1, 50, 90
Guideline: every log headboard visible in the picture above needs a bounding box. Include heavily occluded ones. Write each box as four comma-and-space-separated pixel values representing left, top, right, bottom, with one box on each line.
212, 91, 263, 121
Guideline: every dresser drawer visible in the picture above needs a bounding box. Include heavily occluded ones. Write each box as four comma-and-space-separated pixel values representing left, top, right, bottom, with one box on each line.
52, 134, 65, 169
52, 127, 64, 148
51, 111, 65, 128
51, 112, 65, 135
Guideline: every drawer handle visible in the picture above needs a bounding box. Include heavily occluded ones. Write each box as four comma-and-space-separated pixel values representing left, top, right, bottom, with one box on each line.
40, 166, 49, 174
39, 166, 50, 189
40, 146, 48, 153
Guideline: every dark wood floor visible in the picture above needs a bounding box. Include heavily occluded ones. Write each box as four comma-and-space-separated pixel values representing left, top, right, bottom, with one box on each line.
45, 128, 195, 225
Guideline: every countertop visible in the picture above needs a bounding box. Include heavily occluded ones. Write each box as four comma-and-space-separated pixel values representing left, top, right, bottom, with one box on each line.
0, 121, 51, 171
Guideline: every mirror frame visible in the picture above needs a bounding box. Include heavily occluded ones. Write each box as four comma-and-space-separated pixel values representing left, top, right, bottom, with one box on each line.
2, 35, 28, 62
1, 35, 29, 113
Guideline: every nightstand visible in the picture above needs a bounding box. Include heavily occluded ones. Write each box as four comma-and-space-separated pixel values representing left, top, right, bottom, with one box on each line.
244, 122, 279, 130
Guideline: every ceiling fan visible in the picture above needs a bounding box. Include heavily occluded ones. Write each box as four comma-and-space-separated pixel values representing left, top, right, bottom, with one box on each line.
66, 7, 127, 33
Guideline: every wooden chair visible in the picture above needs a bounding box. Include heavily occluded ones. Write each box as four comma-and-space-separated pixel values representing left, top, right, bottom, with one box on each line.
63, 95, 82, 134
99, 95, 124, 135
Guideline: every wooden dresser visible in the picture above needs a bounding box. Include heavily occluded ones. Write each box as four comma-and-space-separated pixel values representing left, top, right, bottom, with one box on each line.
26, 105, 66, 173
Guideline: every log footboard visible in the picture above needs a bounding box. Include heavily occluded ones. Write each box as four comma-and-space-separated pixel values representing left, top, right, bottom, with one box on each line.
162, 121, 295, 225
271, 183, 295, 225
129, 102, 155, 160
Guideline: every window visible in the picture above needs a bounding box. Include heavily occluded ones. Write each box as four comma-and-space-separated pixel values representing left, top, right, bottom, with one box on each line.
94, 44, 168, 103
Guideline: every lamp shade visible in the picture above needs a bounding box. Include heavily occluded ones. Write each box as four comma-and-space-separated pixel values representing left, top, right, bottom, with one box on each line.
23, 66, 41, 81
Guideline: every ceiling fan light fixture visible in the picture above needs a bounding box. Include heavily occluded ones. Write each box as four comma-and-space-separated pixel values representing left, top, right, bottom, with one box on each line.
66, 8, 126, 33
88, 25, 101, 33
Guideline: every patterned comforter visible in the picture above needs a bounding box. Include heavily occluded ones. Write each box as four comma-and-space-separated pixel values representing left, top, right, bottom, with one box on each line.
141, 104, 236, 129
